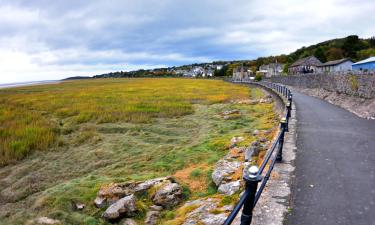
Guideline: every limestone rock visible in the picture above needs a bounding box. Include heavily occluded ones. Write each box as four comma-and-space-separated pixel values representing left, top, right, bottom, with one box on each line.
35, 217, 61, 224
122, 218, 138, 225
212, 159, 242, 186
230, 136, 245, 145
149, 205, 163, 211
95, 177, 172, 208
222, 109, 240, 115
152, 182, 183, 208
245, 141, 260, 162
218, 180, 241, 195
144, 211, 160, 225
74, 202, 85, 210
102, 195, 137, 220
135, 177, 173, 192
94, 196, 107, 208
201, 214, 227, 225
181, 198, 227, 225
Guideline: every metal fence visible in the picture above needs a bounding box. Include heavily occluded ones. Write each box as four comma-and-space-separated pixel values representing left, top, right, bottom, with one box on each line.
224, 80, 292, 225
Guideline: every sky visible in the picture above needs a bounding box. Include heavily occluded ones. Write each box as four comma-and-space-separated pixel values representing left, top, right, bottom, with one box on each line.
0, 0, 374, 84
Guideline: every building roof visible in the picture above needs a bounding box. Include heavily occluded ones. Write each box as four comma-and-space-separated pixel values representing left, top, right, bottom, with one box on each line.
352, 56, 375, 65
290, 56, 322, 67
318, 58, 353, 67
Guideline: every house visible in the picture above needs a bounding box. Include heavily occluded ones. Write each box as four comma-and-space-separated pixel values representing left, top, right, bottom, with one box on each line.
259, 63, 284, 77
288, 56, 322, 75
352, 56, 375, 71
317, 58, 353, 73
232, 66, 252, 81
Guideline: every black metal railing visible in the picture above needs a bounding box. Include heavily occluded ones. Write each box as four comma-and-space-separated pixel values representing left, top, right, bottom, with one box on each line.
224, 80, 292, 225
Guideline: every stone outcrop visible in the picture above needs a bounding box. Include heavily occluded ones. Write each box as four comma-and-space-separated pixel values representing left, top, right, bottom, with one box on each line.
245, 141, 260, 162
102, 195, 137, 220
96, 177, 182, 221
211, 160, 241, 187
122, 218, 138, 225
181, 198, 231, 225
94, 177, 174, 208
218, 180, 241, 195
152, 182, 183, 208
144, 211, 160, 225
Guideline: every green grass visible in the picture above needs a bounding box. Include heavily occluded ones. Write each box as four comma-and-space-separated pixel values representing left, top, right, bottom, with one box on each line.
0, 79, 278, 225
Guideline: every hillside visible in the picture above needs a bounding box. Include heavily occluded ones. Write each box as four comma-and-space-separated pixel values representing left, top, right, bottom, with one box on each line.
90, 35, 375, 78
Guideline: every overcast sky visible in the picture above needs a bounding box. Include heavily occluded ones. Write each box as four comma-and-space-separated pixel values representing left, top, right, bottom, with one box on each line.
0, 0, 374, 83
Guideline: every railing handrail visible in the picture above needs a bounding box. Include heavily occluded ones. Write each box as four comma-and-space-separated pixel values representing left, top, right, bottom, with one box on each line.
224, 80, 292, 225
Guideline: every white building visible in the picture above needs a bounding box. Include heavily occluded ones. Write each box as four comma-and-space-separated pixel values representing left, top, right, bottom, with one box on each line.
318, 58, 353, 73
259, 63, 284, 77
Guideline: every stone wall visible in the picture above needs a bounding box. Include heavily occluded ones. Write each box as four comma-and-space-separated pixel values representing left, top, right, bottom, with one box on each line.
267, 73, 375, 99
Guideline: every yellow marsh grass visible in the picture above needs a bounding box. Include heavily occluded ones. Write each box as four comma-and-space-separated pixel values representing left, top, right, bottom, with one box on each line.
0, 78, 250, 165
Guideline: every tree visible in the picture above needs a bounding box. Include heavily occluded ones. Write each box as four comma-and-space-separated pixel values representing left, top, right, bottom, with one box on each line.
254, 72, 262, 81
314, 47, 327, 62
369, 36, 375, 47
342, 35, 362, 59
326, 48, 344, 61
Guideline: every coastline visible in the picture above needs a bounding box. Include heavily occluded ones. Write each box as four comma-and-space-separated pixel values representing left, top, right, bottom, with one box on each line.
0, 80, 60, 89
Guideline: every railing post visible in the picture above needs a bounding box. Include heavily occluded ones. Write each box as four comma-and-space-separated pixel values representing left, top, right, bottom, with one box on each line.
276, 118, 287, 162
241, 166, 262, 225
286, 102, 291, 120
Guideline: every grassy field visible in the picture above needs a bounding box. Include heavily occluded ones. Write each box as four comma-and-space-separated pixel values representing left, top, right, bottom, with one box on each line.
0, 78, 278, 225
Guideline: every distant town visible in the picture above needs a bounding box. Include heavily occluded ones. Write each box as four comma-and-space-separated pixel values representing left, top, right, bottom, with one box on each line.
65, 35, 374, 81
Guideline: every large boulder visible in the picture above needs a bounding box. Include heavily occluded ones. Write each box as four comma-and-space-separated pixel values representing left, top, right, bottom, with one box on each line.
211, 159, 242, 186
152, 182, 183, 208
218, 180, 241, 195
102, 195, 137, 220
95, 177, 173, 208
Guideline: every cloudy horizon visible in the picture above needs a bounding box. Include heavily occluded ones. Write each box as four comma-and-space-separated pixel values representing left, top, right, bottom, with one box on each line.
0, 0, 374, 84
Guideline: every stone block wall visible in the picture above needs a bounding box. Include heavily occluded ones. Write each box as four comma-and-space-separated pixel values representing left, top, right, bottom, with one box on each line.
268, 73, 375, 99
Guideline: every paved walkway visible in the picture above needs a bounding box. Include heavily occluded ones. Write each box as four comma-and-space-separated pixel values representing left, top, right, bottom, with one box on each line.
286, 92, 375, 225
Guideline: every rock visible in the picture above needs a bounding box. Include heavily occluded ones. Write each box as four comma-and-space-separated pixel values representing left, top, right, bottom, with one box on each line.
149, 205, 163, 211
102, 195, 137, 220
212, 160, 242, 186
201, 214, 227, 225
94, 196, 107, 208
36, 217, 61, 224
152, 182, 183, 208
74, 202, 85, 210
218, 180, 241, 195
230, 136, 245, 145
95, 177, 172, 208
181, 198, 227, 225
245, 144, 260, 162
259, 137, 267, 143
122, 218, 138, 225
259, 97, 273, 103
135, 177, 173, 192
220, 204, 234, 212
252, 129, 260, 136
144, 211, 160, 225
222, 109, 240, 115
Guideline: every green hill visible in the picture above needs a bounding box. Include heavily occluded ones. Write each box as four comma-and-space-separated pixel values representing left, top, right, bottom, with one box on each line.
239, 35, 375, 72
